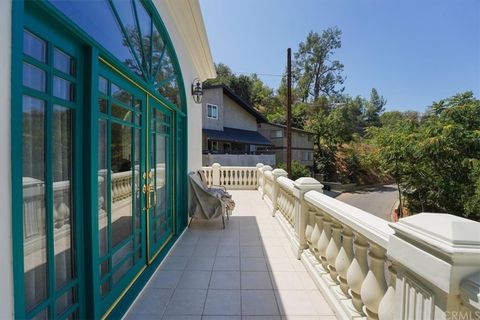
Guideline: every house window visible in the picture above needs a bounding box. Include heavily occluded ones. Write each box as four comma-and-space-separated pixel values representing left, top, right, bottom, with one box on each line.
271, 129, 283, 138
208, 140, 218, 152
223, 142, 231, 153
207, 104, 218, 119
302, 151, 313, 161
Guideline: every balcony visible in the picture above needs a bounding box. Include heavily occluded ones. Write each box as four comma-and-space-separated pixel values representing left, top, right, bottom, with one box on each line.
126, 164, 480, 320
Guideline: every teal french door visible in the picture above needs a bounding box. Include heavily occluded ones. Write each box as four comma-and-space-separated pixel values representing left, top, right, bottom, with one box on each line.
96, 62, 175, 316
146, 98, 175, 263
15, 1, 184, 318
96, 63, 147, 317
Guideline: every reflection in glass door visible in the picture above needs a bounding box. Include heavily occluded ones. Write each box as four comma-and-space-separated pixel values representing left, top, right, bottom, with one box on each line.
21, 26, 80, 319
146, 98, 174, 262
97, 65, 146, 315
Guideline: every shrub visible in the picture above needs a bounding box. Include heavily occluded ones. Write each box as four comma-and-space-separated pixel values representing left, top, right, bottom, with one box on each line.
278, 161, 311, 181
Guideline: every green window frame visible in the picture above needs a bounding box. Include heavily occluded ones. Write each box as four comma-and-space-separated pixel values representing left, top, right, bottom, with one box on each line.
12, 0, 190, 319
12, 3, 86, 319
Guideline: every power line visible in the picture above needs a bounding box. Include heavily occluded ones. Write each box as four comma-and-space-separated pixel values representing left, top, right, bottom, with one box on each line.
232, 71, 284, 77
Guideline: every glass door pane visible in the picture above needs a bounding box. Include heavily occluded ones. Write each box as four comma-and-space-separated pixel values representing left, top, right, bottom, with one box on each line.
20, 23, 81, 318
147, 98, 174, 261
97, 66, 146, 312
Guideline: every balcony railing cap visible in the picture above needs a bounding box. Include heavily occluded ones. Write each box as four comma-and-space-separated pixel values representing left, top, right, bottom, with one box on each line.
294, 177, 323, 189
261, 165, 273, 172
390, 213, 480, 252
272, 168, 288, 178
388, 213, 480, 294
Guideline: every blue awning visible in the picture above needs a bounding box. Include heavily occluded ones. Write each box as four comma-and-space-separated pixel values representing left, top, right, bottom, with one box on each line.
203, 127, 273, 146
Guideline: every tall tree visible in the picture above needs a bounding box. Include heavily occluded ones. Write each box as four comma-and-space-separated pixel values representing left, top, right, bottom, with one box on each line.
364, 88, 386, 127
293, 28, 345, 102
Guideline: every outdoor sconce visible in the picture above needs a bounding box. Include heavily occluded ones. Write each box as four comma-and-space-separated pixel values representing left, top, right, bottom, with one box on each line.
191, 78, 203, 103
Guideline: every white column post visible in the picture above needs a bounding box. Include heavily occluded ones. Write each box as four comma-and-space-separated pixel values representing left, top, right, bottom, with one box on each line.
292, 177, 323, 259
387, 213, 480, 320
212, 163, 221, 186
271, 169, 288, 217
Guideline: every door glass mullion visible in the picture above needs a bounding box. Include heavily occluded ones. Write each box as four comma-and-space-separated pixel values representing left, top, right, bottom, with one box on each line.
106, 115, 113, 296
45, 41, 57, 318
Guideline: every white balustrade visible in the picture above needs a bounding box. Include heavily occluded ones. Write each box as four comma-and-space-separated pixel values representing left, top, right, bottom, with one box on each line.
262, 166, 274, 204
111, 171, 133, 203
200, 163, 259, 190
276, 177, 295, 226
200, 166, 214, 186
200, 163, 480, 320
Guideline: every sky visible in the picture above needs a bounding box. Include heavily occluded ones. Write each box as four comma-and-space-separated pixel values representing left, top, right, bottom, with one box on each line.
199, 0, 480, 112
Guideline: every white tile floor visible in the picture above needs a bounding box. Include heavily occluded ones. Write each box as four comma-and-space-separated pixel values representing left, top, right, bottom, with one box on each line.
125, 190, 337, 320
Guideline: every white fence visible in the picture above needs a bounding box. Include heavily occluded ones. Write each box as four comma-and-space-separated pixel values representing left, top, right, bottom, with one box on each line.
202, 163, 480, 320
202, 153, 275, 167
201, 163, 259, 190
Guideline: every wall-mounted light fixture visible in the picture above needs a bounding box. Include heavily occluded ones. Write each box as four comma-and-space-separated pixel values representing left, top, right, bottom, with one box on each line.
191, 78, 203, 104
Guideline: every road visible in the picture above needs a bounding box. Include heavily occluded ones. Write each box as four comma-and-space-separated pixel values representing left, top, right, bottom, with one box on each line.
334, 184, 399, 221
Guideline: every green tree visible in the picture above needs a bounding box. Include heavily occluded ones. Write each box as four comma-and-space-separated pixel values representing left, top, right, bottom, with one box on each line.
293, 28, 345, 102
368, 92, 480, 220
364, 88, 386, 127
205, 63, 281, 116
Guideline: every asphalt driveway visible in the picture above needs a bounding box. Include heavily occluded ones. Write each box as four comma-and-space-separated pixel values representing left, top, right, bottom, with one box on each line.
334, 184, 398, 221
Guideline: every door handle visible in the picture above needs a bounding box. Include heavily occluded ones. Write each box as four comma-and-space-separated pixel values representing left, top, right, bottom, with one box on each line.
142, 172, 156, 209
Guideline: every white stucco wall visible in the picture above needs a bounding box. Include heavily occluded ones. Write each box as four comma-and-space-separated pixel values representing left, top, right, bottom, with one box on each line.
153, 0, 214, 171
223, 95, 258, 131
153, 1, 209, 172
0, 1, 13, 318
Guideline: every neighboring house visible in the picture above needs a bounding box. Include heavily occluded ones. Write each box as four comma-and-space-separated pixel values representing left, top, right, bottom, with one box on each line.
202, 85, 275, 166
0, 1, 216, 319
258, 123, 315, 169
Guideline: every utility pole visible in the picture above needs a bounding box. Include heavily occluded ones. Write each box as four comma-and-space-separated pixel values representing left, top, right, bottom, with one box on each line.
286, 48, 292, 176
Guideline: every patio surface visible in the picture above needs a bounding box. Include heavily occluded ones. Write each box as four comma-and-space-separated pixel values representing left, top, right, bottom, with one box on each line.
125, 190, 337, 320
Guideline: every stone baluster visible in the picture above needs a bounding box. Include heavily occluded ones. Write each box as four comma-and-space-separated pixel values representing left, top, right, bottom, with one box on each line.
378, 262, 397, 320
256, 163, 264, 189
292, 177, 324, 259
260, 165, 272, 199
305, 208, 314, 246
271, 169, 288, 217
335, 225, 354, 297
326, 219, 342, 284
347, 233, 369, 315
212, 163, 221, 186
310, 210, 322, 258
361, 243, 387, 320
317, 213, 332, 273
112, 178, 118, 202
